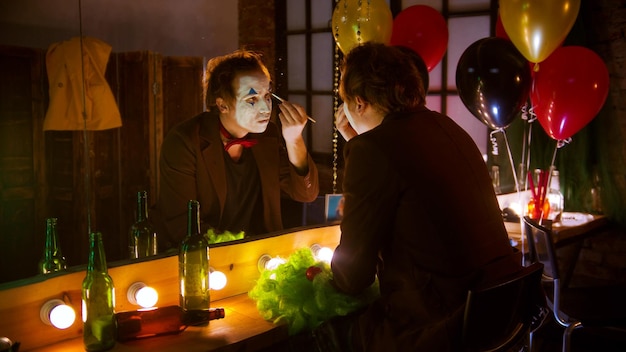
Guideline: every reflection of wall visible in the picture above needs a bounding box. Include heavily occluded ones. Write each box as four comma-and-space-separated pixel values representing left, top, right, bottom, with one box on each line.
0, 0, 238, 57
0, 47, 205, 283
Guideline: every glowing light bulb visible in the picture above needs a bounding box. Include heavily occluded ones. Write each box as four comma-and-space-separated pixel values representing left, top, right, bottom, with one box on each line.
127, 282, 159, 308
209, 268, 227, 290
40, 299, 76, 329
311, 244, 334, 263
257, 254, 286, 272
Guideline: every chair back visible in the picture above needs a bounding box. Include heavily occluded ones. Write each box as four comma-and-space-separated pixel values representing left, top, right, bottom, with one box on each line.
462, 261, 544, 352
523, 216, 560, 281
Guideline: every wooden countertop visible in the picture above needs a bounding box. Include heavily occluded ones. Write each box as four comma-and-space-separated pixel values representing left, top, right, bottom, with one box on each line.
0, 225, 340, 351
30, 294, 287, 352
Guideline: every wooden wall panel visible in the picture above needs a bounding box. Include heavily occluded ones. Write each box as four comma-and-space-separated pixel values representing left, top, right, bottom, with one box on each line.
0, 46, 46, 282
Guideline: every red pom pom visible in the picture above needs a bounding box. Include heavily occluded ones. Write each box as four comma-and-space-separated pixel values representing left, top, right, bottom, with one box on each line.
305, 266, 322, 281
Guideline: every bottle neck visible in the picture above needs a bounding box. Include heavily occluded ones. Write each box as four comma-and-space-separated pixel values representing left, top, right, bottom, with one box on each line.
88, 232, 108, 273
44, 218, 59, 256
137, 191, 148, 222
187, 200, 201, 237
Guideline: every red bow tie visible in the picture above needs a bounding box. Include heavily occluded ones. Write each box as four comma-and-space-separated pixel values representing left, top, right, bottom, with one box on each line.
219, 122, 258, 151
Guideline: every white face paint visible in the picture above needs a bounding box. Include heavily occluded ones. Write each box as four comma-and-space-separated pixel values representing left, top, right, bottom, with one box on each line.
228, 71, 272, 136
343, 102, 358, 133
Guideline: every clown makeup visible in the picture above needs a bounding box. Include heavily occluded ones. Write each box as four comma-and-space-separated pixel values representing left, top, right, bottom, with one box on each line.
225, 71, 272, 137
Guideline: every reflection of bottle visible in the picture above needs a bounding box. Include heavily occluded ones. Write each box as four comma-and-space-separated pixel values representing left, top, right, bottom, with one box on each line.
116, 306, 225, 341
547, 169, 564, 221
491, 165, 502, 194
179, 200, 210, 314
82, 232, 117, 351
129, 190, 157, 259
38, 217, 67, 274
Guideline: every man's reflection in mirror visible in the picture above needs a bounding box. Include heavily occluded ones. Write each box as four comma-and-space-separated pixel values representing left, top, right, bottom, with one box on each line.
152, 50, 319, 250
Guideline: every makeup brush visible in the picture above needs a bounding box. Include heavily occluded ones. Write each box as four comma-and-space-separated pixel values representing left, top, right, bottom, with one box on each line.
272, 93, 316, 123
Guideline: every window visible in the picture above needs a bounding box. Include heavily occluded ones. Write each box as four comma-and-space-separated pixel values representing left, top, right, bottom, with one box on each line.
276, 0, 496, 164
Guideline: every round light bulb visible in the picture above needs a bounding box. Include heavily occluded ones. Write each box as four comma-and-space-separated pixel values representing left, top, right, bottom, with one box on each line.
135, 286, 158, 308
209, 270, 227, 290
127, 282, 158, 308
40, 299, 76, 329
311, 244, 334, 263
266, 257, 285, 270
317, 247, 334, 263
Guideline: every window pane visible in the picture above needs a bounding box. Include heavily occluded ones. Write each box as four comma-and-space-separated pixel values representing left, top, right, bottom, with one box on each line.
311, 0, 333, 29
428, 61, 442, 92
312, 33, 333, 91
447, 15, 490, 89
287, 0, 306, 31
425, 95, 441, 113
311, 95, 334, 154
449, 0, 490, 12
287, 35, 306, 90
447, 95, 488, 156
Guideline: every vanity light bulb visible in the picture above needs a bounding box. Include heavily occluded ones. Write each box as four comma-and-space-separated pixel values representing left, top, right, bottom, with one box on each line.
127, 282, 158, 308
40, 299, 76, 330
209, 270, 227, 290
311, 244, 334, 264
136, 286, 158, 308
258, 254, 287, 272
266, 257, 286, 270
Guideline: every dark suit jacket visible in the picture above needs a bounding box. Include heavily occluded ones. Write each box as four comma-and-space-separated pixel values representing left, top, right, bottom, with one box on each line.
331, 107, 521, 351
153, 110, 319, 249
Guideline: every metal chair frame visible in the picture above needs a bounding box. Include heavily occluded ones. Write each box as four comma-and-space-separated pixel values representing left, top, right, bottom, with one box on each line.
462, 261, 544, 352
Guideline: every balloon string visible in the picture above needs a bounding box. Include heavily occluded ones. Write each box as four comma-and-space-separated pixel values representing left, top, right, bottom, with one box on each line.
499, 128, 527, 266
489, 130, 499, 156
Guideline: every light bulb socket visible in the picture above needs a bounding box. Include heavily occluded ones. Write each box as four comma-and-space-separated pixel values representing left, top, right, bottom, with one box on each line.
40, 299, 75, 329
257, 254, 272, 272
40, 299, 65, 326
311, 244, 322, 256
127, 282, 147, 305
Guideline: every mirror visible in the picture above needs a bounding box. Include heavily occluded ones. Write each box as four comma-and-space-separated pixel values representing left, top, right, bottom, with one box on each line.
0, 0, 330, 286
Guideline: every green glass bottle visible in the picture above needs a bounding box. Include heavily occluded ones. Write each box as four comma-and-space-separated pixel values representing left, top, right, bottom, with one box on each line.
38, 217, 67, 274
82, 232, 117, 351
129, 190, 158, 259
179, 200, 210, 313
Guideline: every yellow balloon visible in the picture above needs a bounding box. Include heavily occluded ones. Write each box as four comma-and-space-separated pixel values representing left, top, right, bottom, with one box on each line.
499, 0, 580, 63
332, 0, 393, 55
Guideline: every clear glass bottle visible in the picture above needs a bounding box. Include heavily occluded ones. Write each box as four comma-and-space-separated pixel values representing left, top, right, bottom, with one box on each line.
82, 232, 117, 351
547, 169, 564, 221
38, 217, 67, 274
179, 200, 210, 313
129, 190, 158, 259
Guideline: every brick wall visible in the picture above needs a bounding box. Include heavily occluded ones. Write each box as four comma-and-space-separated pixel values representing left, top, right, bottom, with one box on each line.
238, 0, 276, 75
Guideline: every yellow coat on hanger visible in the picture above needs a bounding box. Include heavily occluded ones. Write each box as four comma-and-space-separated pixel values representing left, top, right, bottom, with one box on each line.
43, 36, 122, 131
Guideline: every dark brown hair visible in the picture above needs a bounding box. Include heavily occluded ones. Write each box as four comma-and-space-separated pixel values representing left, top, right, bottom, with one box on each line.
339, 42, 425, 114
203, 49, 271, 111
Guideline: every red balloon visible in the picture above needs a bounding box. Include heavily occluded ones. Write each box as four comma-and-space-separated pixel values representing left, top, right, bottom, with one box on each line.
531, 46, 609, 140
495, 14, 510, 41
390, 5, 448, 72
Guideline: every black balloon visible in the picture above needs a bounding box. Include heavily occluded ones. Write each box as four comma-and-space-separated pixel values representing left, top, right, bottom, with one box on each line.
456, 37, 531, 130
